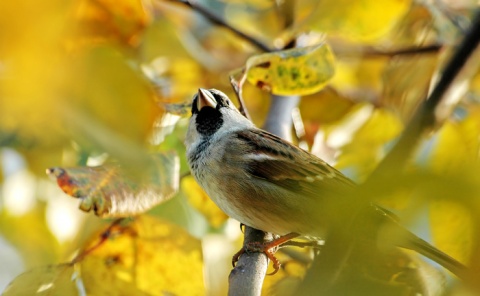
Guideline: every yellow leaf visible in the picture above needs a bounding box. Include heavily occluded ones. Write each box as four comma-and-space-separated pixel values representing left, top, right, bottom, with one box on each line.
142, 56, 204, 116
246, 43, 336, 96
381, 54, 439, 122
3, 264, 80, 296
300, 87, 355, 124
331, 56, 389, 94
430, 201, 473, 265
304, 0, 412, 42
71, 0, 152, 47
182, 176, 228, 228
428, 118, 480, 174
79, 216, 204, 295
335, 108, 403, 178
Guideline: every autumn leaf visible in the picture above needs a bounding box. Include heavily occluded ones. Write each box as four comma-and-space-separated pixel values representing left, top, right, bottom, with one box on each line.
70, 0, 152, 48
79, 216, 204, 295
3, 264, 80, 296
245, 43, 336, 96
4, 216, 205, 295
47, 152, 179, 217
302, 0, 412, 42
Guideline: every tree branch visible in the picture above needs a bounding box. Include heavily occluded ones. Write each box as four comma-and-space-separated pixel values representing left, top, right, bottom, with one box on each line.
334, 44, 442, 57
174, 0, 273, 52
228, 229, 274, 296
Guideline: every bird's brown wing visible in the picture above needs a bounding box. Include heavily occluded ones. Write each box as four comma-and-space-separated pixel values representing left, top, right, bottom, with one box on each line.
231, 129, 355, 197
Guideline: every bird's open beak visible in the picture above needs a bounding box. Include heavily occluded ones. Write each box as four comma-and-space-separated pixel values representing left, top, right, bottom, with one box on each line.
197, 88, 217, 110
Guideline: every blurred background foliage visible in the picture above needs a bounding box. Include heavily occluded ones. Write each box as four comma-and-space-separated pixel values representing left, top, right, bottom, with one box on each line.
0, 0, 479, 295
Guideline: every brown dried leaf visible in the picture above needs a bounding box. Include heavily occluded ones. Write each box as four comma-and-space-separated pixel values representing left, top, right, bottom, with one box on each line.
47, 152, 179, 217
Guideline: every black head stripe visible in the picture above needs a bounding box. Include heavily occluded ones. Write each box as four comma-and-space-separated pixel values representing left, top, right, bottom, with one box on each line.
195, 106, 223, 136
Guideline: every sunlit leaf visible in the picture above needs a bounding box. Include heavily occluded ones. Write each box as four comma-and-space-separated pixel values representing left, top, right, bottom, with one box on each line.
0, 207, 60, 269
382, 4, 437, 48
224, 1, 285, 40
3, 264, 80, 296
303, 0, 412, 42
430, 200, 473, 265
424, 118, 479, 264
0, 1, 73, 150
142, 56, 203, 116
335, 108, 403, 179
47, 152, 179, 217
181, 175, 228, 228
300, 87, 355, 124
68, 46, 160, 145
330, 56, 389, 97
69, 0, 152, 48
246, 43, 336, 96
382, 54, 439, 121
428, 118, 480, 173
79, 215, 204, 295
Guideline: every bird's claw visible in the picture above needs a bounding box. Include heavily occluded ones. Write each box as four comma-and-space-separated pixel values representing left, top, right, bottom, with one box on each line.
231, 241, 282, 275
231, 232, 301, 276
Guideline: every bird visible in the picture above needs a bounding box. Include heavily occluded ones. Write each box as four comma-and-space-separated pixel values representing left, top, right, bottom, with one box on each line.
185, 88, 467, 278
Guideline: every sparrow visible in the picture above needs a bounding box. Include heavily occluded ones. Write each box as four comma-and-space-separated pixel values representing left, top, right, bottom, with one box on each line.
185, 88, 467, 278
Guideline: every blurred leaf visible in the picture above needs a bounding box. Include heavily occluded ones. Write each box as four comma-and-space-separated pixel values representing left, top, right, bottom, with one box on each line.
300, 87, 356, 124
246, 43, 336, 95
0, 207, 59, 269
0, 1, 73, 149
47, 152, 179, 217
224, 1, 285, 40
68, 46, 160, 145
430, 200, 473, 265
3, 264, 79, 296
70, 0, 152, 48
79, 215, 204, 295
335, 108, 403, 179
1, 16, 160, 167
303, 0, 412, 42
381, 53, 438, 121
142, 56, 203, 116
181, 175, 228, 228
382, 4, 437, 47
428, 116, 480, 173
331, 56, 389, 101
425, 117, 479, 264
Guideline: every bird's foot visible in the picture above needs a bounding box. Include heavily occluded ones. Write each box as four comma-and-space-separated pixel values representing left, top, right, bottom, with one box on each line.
232, 232, 300, 275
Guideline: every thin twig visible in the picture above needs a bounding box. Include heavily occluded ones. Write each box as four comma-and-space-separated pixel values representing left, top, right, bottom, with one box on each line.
229, 72, 251, 120
334, 44, 442, 58
70, 218, 127, 265
173, 0, 272, 52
